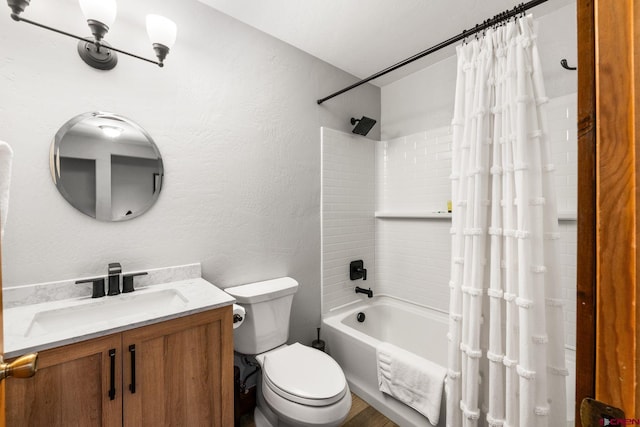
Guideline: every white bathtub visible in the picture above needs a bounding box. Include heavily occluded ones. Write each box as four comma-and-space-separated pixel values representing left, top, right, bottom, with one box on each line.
323, 295, 448, 426
322, 295, 576, 427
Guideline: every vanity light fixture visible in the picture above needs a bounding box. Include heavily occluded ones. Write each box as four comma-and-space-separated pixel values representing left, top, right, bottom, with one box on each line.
6, 0, 177, 70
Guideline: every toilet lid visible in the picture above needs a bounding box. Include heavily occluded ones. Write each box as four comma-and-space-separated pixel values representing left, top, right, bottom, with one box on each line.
263, 343, 347, 407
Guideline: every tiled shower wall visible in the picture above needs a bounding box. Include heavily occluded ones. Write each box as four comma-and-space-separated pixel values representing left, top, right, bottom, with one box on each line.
321, 128, 375, 313
321, 94, 577, 348
375, 93, 577, 348
375, 126, 453, 311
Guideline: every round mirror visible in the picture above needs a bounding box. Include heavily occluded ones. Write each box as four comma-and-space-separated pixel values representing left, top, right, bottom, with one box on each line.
50, 112, 164, 221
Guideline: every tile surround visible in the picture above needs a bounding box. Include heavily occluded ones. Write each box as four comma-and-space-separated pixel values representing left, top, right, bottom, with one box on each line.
376, 127, 452, 213
322, 93, 577, 349
321, 128, 375, 313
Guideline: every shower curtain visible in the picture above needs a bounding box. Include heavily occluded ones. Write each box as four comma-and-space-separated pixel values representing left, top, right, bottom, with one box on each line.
446, 16, 567, 427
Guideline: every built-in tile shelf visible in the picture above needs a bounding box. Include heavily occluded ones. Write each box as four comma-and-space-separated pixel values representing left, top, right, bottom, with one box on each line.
375, 211, 577, 221
558, 212, 577, 221
375, 211, 451, 219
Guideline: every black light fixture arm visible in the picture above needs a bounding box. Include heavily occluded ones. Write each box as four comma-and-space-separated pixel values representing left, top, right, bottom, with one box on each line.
9, 12, 162, 67
316, 0, 549, 105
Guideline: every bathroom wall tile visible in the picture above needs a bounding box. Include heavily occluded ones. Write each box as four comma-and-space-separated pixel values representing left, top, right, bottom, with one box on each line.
547, 93, 578, 214
376, 126, 452, 213
322, 128, 375, 313
376, 218, 451, 311
559, 221, 577, 348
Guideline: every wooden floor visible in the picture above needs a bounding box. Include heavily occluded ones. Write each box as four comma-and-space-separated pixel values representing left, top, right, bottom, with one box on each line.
342, 393, 399, 427
238, 393, 398, 427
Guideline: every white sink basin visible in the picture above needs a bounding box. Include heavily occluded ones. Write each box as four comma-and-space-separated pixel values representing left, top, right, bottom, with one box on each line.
24, 288, 188, 338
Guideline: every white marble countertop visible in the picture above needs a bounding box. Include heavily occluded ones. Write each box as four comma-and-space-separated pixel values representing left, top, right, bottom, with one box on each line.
4, 278, 235, 358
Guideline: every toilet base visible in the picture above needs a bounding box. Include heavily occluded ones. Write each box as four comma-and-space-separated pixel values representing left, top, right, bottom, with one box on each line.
254, 402, 303, 427
254, 406, 276, 427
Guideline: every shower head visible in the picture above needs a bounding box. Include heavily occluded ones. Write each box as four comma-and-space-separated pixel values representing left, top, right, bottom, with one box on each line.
350, 116, 377, 136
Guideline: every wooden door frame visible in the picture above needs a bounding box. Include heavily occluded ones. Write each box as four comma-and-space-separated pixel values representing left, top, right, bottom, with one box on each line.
0, 224, 5, 427
575, 0, 596, 420
576, 0, 640, 419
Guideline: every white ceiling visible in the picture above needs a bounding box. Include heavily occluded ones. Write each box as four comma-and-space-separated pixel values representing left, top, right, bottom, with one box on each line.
197, 0, 574, 86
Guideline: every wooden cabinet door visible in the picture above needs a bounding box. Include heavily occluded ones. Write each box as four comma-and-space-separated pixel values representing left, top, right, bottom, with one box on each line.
6, 334, 122, 427
122, 307, 233, 427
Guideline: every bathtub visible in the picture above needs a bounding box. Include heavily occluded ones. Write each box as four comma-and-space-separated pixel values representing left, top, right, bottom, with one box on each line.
322, 295, 576, 427
322, 295, 448, 426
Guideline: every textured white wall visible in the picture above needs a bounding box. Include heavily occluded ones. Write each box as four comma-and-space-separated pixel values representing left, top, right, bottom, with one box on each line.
0, 0, 380, 346
321, 128, 375, 313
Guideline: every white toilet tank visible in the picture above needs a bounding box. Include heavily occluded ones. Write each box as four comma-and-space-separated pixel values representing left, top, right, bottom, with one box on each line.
226, 277, 299, 355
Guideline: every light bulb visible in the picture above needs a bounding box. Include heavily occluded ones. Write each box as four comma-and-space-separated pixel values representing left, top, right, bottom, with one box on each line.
79, 0, 117, 29
146, 14, 177, 49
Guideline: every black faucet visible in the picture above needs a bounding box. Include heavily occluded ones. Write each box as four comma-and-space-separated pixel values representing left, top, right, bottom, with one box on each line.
76, 277, 106, 298
355, 286, 373, 298
107, 262, 122, 296
122, 271, 148, 293
350, 260, 367, 281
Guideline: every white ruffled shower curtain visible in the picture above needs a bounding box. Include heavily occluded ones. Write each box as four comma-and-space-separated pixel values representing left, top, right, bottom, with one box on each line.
446, 16, 567, 427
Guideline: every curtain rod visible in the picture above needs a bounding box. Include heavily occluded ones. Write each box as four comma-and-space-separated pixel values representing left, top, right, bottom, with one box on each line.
316, 0, 549, 105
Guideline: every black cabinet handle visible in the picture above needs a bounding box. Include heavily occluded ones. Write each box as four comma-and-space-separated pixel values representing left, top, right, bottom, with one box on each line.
128, 344, 136, 394
108, 349, 116, 400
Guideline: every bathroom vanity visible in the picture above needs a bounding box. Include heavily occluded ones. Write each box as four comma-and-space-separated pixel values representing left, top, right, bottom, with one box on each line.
3, 270, 235, 426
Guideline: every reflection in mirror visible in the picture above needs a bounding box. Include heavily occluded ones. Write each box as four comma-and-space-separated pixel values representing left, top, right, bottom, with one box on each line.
50, 112, 164, 221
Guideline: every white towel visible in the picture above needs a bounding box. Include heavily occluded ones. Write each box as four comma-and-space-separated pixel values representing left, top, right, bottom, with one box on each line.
0, 141, 13, 239
377, 342, 447, 425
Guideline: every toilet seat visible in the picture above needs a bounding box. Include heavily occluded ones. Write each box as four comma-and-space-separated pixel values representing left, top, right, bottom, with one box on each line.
261, 378, 352, 427
262, 343, 347, 407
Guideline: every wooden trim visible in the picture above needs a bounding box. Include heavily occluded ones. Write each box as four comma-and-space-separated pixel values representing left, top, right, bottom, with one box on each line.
635, 0, 640, 413
0, 224, 5, 427
220, 305, 234, 426
594, 0, 638, 416
576, 0, 597, 419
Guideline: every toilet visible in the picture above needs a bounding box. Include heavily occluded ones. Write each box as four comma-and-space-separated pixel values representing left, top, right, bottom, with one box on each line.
226, 277, 351, 427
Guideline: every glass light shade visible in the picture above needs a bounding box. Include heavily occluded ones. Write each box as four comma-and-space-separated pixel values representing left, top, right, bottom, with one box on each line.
146, 15, 177, 49
79, 0, 117, 28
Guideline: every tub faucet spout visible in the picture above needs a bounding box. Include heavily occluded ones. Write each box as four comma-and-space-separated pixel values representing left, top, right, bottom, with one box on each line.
355, 286, 373, 298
